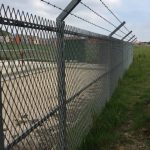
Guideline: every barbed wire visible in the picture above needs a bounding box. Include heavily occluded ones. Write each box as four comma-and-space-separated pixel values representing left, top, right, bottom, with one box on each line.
41, 0, 126, 38
80, 1, 116, 28
80, 1, 127, 36
41, 0, 124, 38
99, 0, 131, 33
99, 0, 122, 23
41, 0, 111, 33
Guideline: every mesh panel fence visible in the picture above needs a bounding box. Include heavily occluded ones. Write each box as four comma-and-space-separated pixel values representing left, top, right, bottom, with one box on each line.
0, 4, 133, 150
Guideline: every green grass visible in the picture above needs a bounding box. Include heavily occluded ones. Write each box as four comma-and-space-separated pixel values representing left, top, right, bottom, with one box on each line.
79, 45, 150, 150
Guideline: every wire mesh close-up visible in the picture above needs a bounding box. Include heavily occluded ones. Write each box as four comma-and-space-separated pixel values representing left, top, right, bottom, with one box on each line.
0, 2, 133, 150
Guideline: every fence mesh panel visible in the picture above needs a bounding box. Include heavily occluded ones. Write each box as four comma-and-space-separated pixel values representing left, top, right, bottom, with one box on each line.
0, 4, 133, 150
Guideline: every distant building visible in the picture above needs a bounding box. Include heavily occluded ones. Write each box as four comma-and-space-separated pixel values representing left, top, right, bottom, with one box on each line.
33, 37, 40, 45
13, 34, 51, 45
0, 28, 11, 43
138, 42, 150, 45
5, 35, 10, 43
0, 36, 4, 43
15, 35, 35, 44
15, 35, 21, 44
64, 37, 106, 64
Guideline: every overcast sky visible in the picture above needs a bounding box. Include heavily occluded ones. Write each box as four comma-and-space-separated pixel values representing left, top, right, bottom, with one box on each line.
1, 0, 150, 42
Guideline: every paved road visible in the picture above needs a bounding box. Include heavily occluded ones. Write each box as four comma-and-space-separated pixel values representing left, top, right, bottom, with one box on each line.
1, 60, 107, 149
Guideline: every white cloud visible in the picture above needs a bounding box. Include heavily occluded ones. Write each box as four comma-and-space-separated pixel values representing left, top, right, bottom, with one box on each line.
1, 0, 150, 41
105, 0, 122, 7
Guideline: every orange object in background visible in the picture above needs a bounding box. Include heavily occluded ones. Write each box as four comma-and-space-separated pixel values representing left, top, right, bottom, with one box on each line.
15, 35, 21, 44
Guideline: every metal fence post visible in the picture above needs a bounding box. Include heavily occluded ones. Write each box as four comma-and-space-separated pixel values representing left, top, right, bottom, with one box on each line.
121, 41, 124, 77
0, 71, 4, 150
56, 21, 67, 150
128, 35, 135, 42
131, 38, 137, 43
109, 21, 126, 37
121, 31, 132, 41
56, 1, 81, 149
107, 39, 111, 100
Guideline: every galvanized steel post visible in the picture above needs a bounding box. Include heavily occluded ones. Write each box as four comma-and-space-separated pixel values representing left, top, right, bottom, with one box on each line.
128, 35, 135, 42
107, 39, 111, 100
131, 38, 137, 43
56, 20, 67, 150
0, 71, 4, 150
121, 31, 132, 41
109, 21, 126, 37
56, 0, 81, 149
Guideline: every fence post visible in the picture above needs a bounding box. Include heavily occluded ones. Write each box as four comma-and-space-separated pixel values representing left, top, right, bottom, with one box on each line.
128, 35, 135, 42
109, 21, 126, 37
121, 31, 132, 41
121, 41, 124, 77
56, 21, 67, 150
107, 39, 111, 100
56, 1, 81, 149
0, 71, 4, 150
131, 38, 137, 43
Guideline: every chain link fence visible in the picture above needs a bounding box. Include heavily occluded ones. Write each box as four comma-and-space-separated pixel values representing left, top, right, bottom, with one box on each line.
0, 4, 133, 150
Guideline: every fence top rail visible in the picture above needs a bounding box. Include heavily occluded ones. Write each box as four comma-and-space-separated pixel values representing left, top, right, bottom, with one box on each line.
0, 4, 130, 43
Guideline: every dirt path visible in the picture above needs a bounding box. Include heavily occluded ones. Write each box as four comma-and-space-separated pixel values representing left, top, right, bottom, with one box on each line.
113, 114, 150, 150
